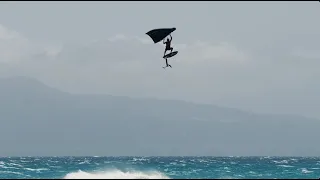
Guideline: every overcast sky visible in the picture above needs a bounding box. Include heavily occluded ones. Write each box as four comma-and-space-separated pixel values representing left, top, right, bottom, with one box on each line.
0, 1, 320, 118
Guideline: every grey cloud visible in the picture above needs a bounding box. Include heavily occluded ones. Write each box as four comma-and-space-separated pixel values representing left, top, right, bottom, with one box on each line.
0, 2, 320, 120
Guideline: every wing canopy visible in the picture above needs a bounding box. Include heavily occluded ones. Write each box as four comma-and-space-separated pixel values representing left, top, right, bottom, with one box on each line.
146, 28, 176, 43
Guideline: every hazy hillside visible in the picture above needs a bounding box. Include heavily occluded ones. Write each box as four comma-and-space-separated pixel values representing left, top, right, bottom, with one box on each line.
0, 77, 319, 156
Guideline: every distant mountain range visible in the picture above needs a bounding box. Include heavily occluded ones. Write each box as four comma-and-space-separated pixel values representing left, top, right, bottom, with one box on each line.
0, 76, 319, 156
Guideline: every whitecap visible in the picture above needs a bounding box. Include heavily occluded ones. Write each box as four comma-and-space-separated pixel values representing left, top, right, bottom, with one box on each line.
63, 169, 170, 179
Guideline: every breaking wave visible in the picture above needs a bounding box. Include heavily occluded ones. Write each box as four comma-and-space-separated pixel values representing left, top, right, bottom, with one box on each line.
63, 169, 170, 179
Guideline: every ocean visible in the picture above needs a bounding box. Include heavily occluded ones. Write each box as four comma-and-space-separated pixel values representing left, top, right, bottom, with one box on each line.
0, 156, 319, 179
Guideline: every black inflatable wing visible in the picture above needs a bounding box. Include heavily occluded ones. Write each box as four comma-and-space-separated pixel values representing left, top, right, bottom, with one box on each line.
146, 28, 176, 44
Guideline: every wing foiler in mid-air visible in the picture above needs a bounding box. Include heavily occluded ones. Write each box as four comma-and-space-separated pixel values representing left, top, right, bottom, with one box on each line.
146, 27, 178, 69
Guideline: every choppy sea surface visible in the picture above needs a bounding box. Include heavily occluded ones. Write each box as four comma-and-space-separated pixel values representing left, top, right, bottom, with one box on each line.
0, 156, 320, 179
